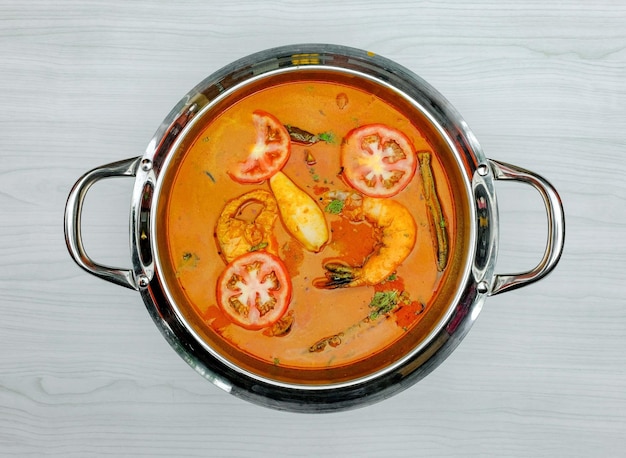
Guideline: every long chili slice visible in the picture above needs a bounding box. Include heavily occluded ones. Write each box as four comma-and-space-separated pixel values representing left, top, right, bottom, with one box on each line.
419, 152, 449, 271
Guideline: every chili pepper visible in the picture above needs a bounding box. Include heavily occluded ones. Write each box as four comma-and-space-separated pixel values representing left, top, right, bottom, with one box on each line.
419, 152, 449, 271
285, 125, 319, 145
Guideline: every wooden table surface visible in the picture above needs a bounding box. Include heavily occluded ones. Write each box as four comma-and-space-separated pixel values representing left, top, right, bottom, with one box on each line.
1, 0, 625, 456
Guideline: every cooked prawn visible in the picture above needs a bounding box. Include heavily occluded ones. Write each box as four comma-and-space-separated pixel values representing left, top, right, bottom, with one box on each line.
314, 190, 417, 288
215, 189, 279, 263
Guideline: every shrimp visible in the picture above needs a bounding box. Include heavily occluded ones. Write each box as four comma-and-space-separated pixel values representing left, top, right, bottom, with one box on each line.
215, 189, 279, 263
315, 191, 417, 288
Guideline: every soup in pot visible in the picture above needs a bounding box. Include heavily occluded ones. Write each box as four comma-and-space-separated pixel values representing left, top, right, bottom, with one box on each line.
155, 69, 470, 384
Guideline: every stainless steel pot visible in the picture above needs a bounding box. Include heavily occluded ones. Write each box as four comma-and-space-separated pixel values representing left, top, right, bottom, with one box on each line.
64, 44, 564, 412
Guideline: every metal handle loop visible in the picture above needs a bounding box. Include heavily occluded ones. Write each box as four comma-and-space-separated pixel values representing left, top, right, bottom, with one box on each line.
64, 157, 142, 290
488, 159, 565, 296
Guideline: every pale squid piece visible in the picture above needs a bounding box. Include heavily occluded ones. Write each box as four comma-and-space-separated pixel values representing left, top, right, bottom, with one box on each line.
268, 171, 329, 252
315, 191, 417, 288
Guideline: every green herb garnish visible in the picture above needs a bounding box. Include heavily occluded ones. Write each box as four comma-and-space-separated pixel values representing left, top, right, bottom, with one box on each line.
368, 290, 399, 320
180, 252, 200, 269
249, 241, 269, 252
324, 199, 344, 215
204, 171, 216, 183
317, 131, 336, 144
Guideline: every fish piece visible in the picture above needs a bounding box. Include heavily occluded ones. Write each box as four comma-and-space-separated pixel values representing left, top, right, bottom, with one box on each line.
215, 189, 279, 263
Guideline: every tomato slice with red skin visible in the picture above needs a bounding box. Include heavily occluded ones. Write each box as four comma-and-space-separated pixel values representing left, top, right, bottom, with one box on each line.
216, 251, 292, 330
228, 110, 291, 184
340, 124, 417, 198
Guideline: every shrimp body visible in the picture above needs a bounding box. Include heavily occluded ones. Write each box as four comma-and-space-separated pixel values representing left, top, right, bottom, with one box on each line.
215, 189, 279, 263
317, 191, 417, 288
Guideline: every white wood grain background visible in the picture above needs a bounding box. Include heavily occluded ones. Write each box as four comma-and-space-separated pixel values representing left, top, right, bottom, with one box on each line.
1, 0, 625, 456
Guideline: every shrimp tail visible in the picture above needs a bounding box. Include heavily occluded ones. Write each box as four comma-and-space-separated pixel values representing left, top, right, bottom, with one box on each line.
313, 262, 363, 289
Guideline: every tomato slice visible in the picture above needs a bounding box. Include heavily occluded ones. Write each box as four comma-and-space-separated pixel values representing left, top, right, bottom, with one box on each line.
340, 124, 417, 198
228, 110, 291, 184
216, 251, 292, 330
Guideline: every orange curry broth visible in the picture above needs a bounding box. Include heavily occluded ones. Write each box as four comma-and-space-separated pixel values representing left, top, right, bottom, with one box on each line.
161, 80, 457, 370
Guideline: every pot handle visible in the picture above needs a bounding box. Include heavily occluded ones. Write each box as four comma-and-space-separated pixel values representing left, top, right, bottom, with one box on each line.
488, 159, 565, 296
64, 157, 142, 290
